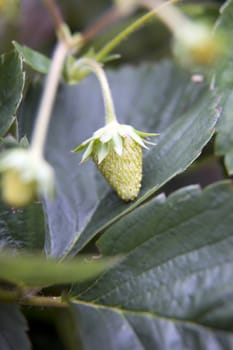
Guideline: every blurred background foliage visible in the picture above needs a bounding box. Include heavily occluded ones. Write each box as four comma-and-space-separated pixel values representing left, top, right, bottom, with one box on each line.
0, 0, 226, 62
0, 1, 227, 349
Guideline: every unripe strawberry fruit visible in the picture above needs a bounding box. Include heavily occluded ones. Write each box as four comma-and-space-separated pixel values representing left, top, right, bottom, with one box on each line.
93, 137, 142, 201
73, 121, 158, 201
1, 169, 36, 207
0, 149, 55, 207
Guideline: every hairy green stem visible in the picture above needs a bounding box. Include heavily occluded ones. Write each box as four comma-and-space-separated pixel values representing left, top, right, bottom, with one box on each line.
74, 58, 117, 124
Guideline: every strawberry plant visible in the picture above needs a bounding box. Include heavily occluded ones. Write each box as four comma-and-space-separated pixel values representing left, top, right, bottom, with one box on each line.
0, 0, 233, 349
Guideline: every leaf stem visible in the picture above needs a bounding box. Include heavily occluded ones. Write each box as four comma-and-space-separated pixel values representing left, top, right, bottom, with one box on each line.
0, 288, 68, 308
141, 0, 189, 33
95, 0, 180, 63
21, 295, 67, 308
30, 40, 69, 158
74, 58, 117, 124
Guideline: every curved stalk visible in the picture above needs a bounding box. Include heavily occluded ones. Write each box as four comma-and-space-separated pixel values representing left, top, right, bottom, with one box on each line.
74, 58, 117, 124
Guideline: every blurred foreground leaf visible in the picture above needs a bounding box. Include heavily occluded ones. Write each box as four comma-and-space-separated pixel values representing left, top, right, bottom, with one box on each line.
0, 252, 119, 287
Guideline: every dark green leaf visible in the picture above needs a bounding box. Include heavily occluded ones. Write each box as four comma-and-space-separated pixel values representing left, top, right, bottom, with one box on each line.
214, 0, 233, 173
13, 41, 50, 74
0, 202, 45, 251
73, 182, 233, 331
215, 0, 233, 89
0, 50, 24, 137
215, 91, 233, 173
21, 61, 219, 257
0, 304, 30, 350
0, 251, 118, 287
72, 302, 233, 350
70, 182, 233, 349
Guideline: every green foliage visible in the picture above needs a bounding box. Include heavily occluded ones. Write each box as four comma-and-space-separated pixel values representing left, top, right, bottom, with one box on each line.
71, 182, 233, 349
13, 41, 51, 74
0, 0, 232, 349
0, 50, 24, 137
215, 0, 233, 173
0, 202, 45, 250
21, 62, 218, 258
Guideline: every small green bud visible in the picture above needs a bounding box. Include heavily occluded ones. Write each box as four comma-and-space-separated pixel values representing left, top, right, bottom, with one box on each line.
73, 121, 158, 201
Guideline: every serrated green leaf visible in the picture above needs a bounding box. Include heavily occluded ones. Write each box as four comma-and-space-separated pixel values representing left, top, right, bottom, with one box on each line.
20, 61, 219, 258
13, 41, 50, 74
69, 182, 233, 349
0, 50, 24, 137
0, 251, 119, 287
0, 304, 30, 350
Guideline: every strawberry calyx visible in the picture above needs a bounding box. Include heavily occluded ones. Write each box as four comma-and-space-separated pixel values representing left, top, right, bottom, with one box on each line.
73, 121, 159, 163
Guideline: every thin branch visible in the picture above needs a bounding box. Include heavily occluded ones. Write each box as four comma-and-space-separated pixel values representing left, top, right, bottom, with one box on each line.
81, 7, 120, 44
43, 0, 68, 42
43, 0, 64, 29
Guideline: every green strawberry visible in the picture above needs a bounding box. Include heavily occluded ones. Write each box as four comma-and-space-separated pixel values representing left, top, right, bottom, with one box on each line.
93, 136, 142, 201
73, 121, 158, 201
0, 149, 55, 207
